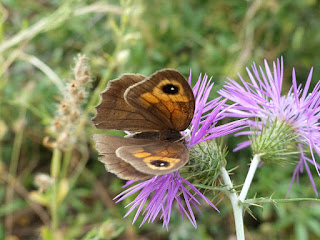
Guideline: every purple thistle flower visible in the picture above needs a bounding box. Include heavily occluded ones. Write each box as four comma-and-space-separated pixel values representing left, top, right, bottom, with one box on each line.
187, 71, 247, 147
114, 172, 218, 230
219, 57, 320, 196
115, 70, 246, 229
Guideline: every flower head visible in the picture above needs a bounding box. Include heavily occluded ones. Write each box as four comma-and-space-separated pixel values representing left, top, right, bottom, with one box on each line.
219, 57, 320, 195
115, 172, 218, 230
187, 71, 247, 147
115, 70, 246, 229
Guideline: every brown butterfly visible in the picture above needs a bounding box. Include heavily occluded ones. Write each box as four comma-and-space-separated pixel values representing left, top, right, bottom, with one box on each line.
92, 69, 195, 180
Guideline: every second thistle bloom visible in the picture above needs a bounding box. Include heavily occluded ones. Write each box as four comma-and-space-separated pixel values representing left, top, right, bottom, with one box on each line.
219, 57, 320, 195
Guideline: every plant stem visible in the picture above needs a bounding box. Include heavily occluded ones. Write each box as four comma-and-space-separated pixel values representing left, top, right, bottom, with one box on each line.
60, 150, 72, 180
50, 148, 62, 235
239, 154, 261, 202
220, 167, 245, 240
0, 2, 122, 53
5, 109, 26, 234
84, 1, 130, 115
220, 154, 261, 239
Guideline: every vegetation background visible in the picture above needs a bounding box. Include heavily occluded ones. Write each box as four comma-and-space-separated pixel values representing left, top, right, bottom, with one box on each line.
1, 0, 320, 239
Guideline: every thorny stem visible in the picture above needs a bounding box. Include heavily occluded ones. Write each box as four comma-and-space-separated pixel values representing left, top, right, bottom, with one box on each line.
239, 154, 261, 202
220, 167, 244, 240
220, 154, 261, 240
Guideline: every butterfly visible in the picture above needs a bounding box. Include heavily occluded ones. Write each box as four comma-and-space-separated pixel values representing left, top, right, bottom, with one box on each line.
92, 69, 195, 180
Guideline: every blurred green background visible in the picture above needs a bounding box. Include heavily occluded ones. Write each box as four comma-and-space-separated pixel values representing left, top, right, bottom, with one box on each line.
1, 0, 320, 239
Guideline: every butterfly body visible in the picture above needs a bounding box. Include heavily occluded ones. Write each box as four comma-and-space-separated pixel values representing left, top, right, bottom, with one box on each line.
92, 69, 195, 180
128, 130, 182, 141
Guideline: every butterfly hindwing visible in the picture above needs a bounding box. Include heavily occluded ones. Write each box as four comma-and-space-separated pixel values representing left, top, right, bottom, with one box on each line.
93, 134, 189, 178
116, 140, 189, 175
93, 134, 153, 180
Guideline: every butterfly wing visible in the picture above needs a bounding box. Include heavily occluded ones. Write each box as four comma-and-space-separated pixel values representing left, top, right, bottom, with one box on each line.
124, 69, 195, 131
93, 134, 153, 180
116, 139, 189, 176
93, 134, 189, 178
92, 74, 164, 131
92, 69, 193, 179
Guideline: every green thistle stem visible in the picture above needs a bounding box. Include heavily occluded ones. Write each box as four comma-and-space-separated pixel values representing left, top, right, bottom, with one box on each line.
220, 154, 261, 240
239, 154, 261, 201
220, 167, 245, 240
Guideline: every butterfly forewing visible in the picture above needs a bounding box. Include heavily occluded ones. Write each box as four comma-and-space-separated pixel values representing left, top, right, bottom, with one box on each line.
92, 74, 164, 131
124, 69, 195, 131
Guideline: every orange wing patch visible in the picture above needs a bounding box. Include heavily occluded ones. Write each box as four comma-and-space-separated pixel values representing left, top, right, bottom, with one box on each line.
133, 150, 152, 158
124, 70, 195, 131
139, 79, 190, 122
140, 92, 159, 103
132, 147, 182, 170
140, 79, 189, 105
